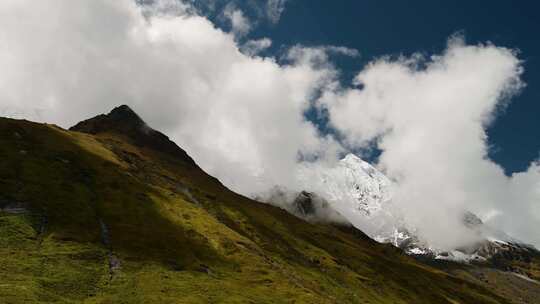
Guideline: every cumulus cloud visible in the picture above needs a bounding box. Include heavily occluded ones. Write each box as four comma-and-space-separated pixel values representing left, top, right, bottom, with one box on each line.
1, 0, 538, 249
319, 36, 540, 249
0, 0, 339, 196
241, 38, 272, 56
222, 4, 251, 38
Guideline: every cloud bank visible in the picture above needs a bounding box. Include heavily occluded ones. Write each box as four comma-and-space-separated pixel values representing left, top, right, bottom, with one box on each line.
0, 0, 538, 249
319, 37, 535, 249
0, 0, 340, 195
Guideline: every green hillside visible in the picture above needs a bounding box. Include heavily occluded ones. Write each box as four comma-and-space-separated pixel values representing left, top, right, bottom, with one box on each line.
0, 106, 521, 303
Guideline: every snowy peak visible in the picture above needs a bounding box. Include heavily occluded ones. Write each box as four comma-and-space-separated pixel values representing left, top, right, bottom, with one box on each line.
340, 153, 378, 174
338, 154, 393, 213
262, 152, 540, 280
298, 154, 539, 261
297, 153, 392, 218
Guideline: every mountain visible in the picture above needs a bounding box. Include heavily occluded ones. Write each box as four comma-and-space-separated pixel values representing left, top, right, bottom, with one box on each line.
70, 105, 197, 166
0, 105, 536, 303
288, 153, 540, 300
297, 154, 393, 218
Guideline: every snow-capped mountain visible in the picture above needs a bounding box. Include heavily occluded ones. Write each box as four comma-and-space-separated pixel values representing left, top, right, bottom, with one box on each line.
296, 153, 392, 218
289, 154, 540, 275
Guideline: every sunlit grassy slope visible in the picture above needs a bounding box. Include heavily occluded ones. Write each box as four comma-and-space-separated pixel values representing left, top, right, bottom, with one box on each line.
0, 112, 515, 303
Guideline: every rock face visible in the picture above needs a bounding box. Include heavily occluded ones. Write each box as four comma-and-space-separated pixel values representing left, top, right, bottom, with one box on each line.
462, 211, 483, 228
293, 191, 316, 217
70, 105, 147, 135
70, 105, 196, 166
256, 187, 347, 223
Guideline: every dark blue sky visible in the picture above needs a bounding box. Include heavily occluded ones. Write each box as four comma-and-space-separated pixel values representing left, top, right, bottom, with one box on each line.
212, 0, 540, 175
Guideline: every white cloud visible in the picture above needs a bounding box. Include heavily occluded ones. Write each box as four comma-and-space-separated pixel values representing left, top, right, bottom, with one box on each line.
324, 46, 360, 58
319, 37, 540, 249
222, 4, 251, 38
0, 0, 339, 196
266, 0, 288, 24
139, 0, 193, 17
286, 45, 359, 71
241, 38, 272, 56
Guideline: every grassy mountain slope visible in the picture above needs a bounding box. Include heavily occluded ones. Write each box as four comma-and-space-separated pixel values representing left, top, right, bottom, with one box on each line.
0, 107, 519, 303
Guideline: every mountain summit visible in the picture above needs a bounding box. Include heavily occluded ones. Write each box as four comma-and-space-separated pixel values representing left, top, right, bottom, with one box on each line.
70, 105, 196, 166
308, 153, 393, 217
70, 105, 146, 135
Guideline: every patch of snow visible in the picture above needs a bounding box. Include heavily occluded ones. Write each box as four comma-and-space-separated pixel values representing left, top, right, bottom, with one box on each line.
435, 251, 468, 262
485, 236, 509, 245
408, 247, 429, 255
434, 250, 490, 263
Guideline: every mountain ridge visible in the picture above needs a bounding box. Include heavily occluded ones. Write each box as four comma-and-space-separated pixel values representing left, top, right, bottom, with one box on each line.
70, 105, 197, 166
0, 107, 537, 303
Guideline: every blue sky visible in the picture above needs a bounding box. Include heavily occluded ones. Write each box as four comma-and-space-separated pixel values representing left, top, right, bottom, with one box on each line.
207, 0, 540, 175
